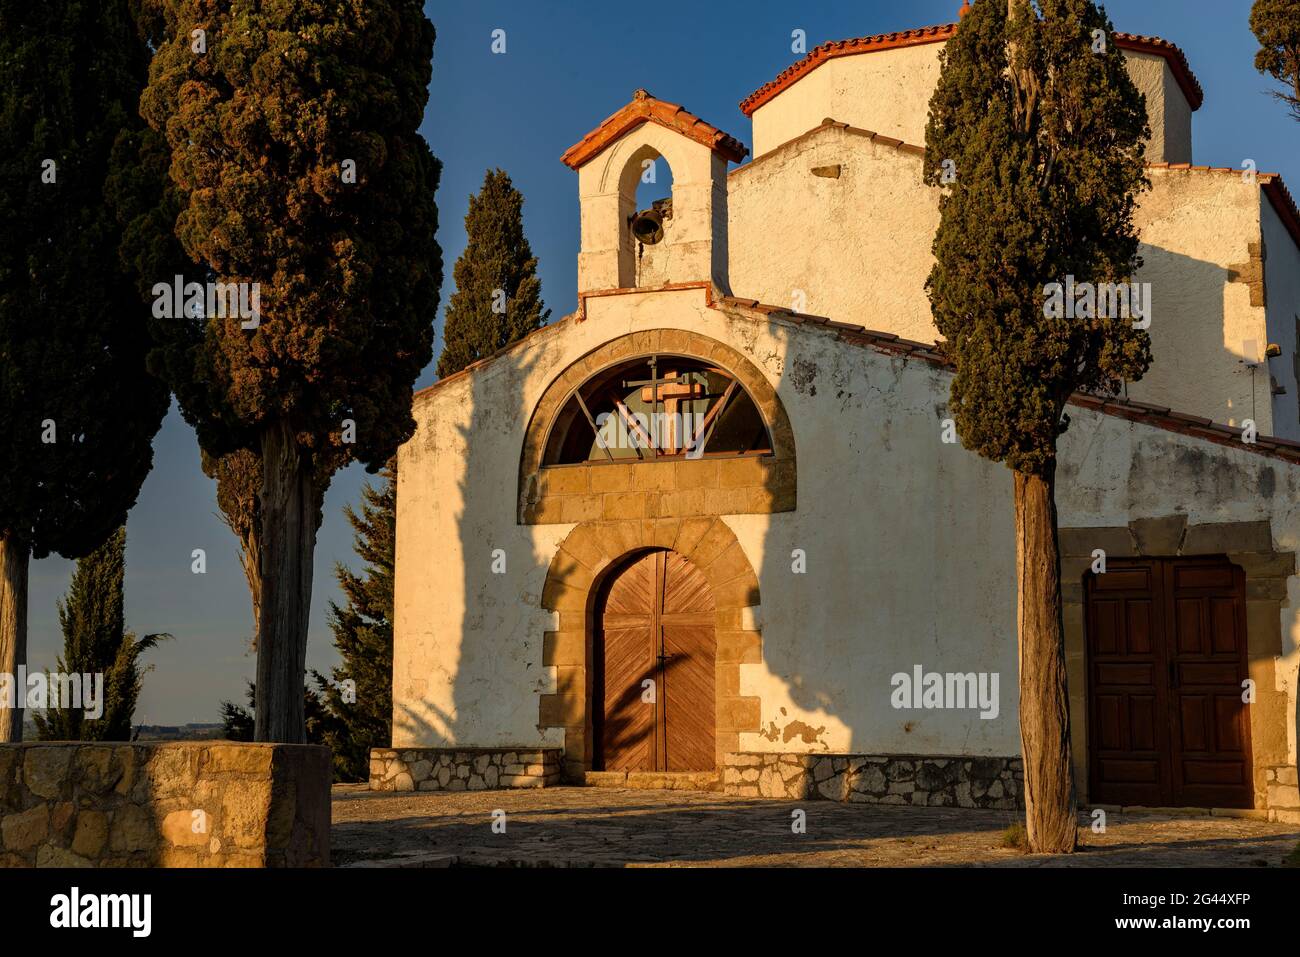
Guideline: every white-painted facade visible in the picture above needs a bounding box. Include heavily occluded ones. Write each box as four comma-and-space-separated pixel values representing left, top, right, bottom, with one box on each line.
390, 15, 1300, 814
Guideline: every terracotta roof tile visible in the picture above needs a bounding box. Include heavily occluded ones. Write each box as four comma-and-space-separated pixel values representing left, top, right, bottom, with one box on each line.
562, 89, 748, 170
739, 23, 958, 117
1263, 177, 1300, 253
738, 23, 1203, 117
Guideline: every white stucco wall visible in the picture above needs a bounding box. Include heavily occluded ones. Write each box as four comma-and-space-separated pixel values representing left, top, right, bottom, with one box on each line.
728, 131, 1283, 434
1128, 169, 1273, 433
392, 287, 1299, 768
750, 45, 942, 158
391, 317, 573, 749
1124, 52, 1193, 165
749, 43, 1191, 163
1161, 57, 1194, 164
728, 124, 940, 344
393, 288, 1018, 754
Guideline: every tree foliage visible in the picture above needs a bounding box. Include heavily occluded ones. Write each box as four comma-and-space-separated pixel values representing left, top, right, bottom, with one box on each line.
312, 464, 396, 782
138, 0, 442, 472
437, 168, 549, 377
1251, 0, 1300, 120
0, 0, 170, 561
0, 0, 171, 739
925, 0, 1151, 476
139, 0, 442, 740
34, 528, 170, 741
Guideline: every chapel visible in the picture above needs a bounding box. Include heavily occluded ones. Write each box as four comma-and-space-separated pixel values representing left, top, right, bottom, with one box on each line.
373, 4, 1300, 819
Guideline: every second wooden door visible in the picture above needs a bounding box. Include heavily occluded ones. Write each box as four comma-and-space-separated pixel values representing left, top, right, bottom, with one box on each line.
1086, 558, 1253, 808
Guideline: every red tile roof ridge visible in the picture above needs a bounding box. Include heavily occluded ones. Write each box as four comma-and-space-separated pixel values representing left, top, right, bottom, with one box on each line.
739, 23, 958, 117
739, 23, 1203, 117
562, 88, 748, 170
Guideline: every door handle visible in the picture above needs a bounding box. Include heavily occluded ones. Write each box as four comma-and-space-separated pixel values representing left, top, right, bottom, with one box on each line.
1168, 660, 1179, 689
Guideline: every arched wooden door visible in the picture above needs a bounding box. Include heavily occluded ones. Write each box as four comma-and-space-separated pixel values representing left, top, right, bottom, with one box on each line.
593, 549, 716, 772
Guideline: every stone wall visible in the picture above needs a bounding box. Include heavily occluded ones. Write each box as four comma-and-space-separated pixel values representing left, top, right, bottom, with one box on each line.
369, 748, 563, 791
723, 752, 1024, 809
0, 742, 330, 867
1265, 765, 1300, 823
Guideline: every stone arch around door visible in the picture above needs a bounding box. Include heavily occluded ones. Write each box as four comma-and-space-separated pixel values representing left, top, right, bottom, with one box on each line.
538, 515, 762, 780
517, 329, 797, 525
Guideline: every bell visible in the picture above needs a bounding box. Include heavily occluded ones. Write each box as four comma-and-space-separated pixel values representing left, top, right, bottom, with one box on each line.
630, 208, 665, 245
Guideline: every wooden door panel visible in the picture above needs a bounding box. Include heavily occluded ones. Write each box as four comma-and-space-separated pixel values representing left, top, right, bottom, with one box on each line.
1178, 696, 1209, 751
1174, 565, 1235, 589
660, 552, 716, 771
595, 549, 717, 773
1092, 569, 1151, 591
598, 625, 655, 770
1175, 599, 1202, 653
595, 553, 657, 772
1183, 759, 1248, 785
661, 631, 715, 770
1126, 601, 1153, 654
1099, 758, 1160, 784
1166, 560, 1252, 809
1179, 663, 1242, 684
1086, 558, 1253, 809
1095, 663, 1155, 685
1086, 561, 1168, 807
1210, 599, 1237, 653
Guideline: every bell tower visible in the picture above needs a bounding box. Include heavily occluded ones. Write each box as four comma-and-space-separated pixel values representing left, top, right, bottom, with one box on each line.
562, 89, 748, 294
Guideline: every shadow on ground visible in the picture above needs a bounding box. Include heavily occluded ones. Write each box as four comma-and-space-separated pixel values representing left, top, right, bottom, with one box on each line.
330, 786, 1300, 868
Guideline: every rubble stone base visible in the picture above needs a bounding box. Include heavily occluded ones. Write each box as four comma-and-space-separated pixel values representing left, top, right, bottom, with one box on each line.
1264, 765, 1300, 823
723, 752, 1024, 809
0, 742, 330, 867
369, 747, 563, 792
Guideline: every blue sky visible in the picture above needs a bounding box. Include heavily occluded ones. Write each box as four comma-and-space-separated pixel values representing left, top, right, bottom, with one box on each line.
26, 0, 1300, 725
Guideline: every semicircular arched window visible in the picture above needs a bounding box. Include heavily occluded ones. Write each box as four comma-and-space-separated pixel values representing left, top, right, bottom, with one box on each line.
544, 354, 772, 465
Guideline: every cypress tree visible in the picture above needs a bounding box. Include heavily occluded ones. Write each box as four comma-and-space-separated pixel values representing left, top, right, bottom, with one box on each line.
1251, 0, 1300, 120
139, 0, 442, 741
437, 169, 550, 377
313, 464, 396, 782
0, 0, 171, 739
34, 528, 170, 741
925, 0, 1151, 852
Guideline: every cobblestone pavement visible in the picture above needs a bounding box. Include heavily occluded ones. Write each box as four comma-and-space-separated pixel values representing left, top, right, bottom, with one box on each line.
331, 785, 1300, 868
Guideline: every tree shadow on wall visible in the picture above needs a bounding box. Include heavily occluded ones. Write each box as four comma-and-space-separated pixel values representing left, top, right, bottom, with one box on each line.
390, 340, 548, 753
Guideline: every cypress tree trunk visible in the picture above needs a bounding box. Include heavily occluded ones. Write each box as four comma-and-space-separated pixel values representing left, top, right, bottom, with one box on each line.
0, 534, 30, 742
1014, 464, 1077, 853
255, 421, 318, 743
